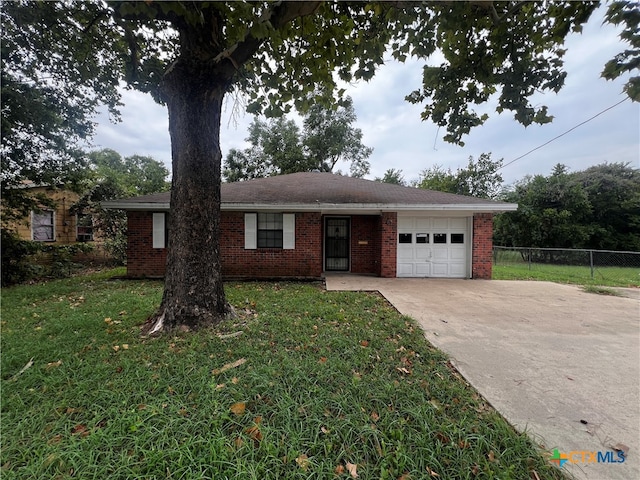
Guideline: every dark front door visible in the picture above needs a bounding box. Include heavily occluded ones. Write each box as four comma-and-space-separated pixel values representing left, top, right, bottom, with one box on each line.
325, 218, 350, 271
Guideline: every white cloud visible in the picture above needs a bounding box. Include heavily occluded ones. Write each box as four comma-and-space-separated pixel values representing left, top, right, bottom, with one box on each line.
92, 6, 639, 187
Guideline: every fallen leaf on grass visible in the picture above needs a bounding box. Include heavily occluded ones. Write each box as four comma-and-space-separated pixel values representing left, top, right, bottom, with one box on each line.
426, 466, 439, 477
346, 462, 358, 478
245, 425, 262, 443
396, 367, 411, 375
296, 454, 310, 471
46, 360, 62, 369
335, 464, 345, 475
360, 340, 369, 347
217, 331, 243, 339
398, 473, 411, 480
10, 357, 34, 380
47, 434, 63, 445
212, 358, 246, 375
487, 451, 495, 462
71, 424, 89, 437
230, 402, 246, 415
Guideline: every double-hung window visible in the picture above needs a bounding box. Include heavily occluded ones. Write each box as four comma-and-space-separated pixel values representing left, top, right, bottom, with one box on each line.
32, 210, 55, 242
257, 213, 283, 248
76, 213, 94, 242
245, 213, 295, 250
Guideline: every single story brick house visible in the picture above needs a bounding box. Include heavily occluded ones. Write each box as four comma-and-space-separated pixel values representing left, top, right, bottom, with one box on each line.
103, 172, 517, 280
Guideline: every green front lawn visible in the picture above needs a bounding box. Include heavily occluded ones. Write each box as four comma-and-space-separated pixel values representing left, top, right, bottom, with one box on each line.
1, 270, 564, 479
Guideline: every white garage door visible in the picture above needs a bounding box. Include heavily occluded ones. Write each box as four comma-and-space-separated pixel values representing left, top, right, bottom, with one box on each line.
397, 216, 469, 278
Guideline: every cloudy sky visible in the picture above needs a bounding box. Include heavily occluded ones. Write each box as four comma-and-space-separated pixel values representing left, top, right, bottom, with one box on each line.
91, 5, 639, 187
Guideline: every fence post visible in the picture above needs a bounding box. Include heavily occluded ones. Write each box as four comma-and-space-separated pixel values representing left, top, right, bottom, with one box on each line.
528, 248, 532, 270
589, 250, 594, 279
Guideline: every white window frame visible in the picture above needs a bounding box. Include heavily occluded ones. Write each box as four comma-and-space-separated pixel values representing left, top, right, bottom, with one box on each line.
244, 213, 294, 250
32, 210, 55, 242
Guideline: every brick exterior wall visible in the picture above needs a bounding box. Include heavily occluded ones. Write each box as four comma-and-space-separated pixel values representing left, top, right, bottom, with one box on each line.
380, 212, 397, 278
220, 211, 323, 278
472, 213, 493, 279
127, 210, 493, 280
126, 211, 323, 279
127, 211, 167, 277
350, 215, 381, 275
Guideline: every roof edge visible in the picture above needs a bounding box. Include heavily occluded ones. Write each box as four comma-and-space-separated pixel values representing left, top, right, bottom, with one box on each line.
102, 201, 518, 213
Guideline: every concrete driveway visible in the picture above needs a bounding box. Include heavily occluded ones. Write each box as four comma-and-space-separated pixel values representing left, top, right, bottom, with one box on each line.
326, 276, 640, 480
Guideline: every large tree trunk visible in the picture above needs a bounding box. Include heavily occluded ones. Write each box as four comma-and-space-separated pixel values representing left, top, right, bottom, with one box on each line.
148, 64, 231, 333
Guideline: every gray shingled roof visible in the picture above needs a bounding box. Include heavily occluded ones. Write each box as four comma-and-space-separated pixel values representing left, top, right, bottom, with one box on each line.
103, 172, 516, 211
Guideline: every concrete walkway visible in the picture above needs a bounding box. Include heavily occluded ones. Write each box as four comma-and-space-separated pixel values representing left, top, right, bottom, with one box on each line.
325, 275, 640, 480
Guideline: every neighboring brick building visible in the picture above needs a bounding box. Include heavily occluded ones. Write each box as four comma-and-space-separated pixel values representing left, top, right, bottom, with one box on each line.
104, 172, 516, 280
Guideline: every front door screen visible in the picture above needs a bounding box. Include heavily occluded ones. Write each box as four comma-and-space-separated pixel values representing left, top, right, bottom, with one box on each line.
325, 218, 349, 271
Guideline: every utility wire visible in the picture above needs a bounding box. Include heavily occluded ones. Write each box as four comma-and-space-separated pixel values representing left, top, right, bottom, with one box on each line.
500, 97, 631, 170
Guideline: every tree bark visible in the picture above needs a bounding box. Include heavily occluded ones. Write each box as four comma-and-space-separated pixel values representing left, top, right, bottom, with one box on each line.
148, 62, 231, 333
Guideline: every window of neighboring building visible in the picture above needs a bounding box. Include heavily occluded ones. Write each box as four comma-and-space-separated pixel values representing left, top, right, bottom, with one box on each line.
76, 213, 94, 242
257, 213, 283, 248
32, 210, 55, 242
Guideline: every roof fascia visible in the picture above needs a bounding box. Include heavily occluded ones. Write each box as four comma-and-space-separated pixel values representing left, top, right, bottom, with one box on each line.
101, 201, 518, 213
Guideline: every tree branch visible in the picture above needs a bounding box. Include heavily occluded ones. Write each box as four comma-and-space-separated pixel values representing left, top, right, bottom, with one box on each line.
216, 1, 322, 74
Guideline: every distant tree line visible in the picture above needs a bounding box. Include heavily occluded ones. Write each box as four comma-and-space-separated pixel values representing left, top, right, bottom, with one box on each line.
494, 163, 640, 252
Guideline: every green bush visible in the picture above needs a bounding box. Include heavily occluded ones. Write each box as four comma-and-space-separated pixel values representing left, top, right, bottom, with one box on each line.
1, 228, 42, 286
1, 228, 95, 286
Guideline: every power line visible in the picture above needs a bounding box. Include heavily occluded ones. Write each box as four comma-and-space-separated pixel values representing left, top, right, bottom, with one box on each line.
500, 97, 631, 170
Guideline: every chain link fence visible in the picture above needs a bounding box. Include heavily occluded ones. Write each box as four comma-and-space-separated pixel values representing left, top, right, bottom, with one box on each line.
493, 246, 640, 287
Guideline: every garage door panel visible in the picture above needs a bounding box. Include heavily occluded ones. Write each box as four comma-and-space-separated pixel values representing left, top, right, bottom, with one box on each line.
397, 247, 415, 261
415, 218, 431, 229
397, 263, 414, 276
398, 217, 414, 230
396, 216, 469, 278
450, 218, 467, 229
415, 263, 431, 276
431, 263, 449, 276
450, 263, 466, 277
415, 247, 431, 260
432, 218, 448, 229
432, 248, 448, 260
